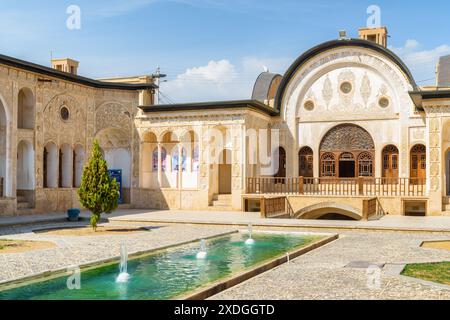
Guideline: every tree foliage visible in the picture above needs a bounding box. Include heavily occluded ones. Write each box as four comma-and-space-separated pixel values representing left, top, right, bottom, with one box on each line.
77, 140, 120, 231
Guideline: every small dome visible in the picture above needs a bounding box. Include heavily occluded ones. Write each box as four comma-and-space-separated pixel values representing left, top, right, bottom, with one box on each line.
251, 72, 282, 105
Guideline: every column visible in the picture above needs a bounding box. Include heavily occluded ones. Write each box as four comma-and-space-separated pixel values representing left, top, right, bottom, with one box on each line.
157, 142, 162, 187
178, 144, 182, 189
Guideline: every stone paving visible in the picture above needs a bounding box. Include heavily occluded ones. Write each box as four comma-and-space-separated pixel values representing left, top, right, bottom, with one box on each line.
211, 230, 450, 300
0, 213, 450, 299
3, 210, 450, 232
0, 221, 235, 284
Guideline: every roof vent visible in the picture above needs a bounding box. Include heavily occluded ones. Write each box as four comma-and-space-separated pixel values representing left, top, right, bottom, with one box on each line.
437, 55, 450, 87
338, 30, 348, 40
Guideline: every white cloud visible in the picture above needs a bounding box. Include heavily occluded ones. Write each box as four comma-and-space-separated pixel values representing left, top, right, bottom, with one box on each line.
161, 59, 243, 103
161, 57, 291, 103
390, 40, 450, 84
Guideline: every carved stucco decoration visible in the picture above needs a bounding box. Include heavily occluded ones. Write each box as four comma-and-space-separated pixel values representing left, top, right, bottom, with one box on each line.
360, 73, 371, 107
284, 48, 413, 124
43, 94, 86, 146
95, 102, 131, 135
428, 115, 441, 191
320, 124, 375, 152
322, 76, 333, 110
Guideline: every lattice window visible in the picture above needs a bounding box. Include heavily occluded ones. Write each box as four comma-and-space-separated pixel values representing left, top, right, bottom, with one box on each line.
358, 152, 373, 177
321, 153, 336, 177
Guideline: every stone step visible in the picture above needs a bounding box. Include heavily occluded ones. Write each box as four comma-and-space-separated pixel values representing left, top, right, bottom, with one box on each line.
441, 211, 450, 217
212, 194, 232, 201
16, 208, 36, 216
212, 200, 231, 207
17, 202, 31, 209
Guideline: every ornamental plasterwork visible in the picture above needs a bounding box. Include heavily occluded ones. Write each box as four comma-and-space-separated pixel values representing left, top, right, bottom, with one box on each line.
284, 48, 411, 123
321, 75, 333, 110
95, 102, 131, 135
42, 94, 86, 146
360, 73, 371, 107
320, 124, 375, 152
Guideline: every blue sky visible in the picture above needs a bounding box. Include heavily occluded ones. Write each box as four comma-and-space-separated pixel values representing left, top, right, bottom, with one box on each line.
1, 0, 450, 103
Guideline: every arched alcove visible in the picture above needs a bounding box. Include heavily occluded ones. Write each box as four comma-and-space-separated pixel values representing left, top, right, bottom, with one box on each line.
44, 142, 58, 188
18, 88, 35, 129
17, 140, 35, 190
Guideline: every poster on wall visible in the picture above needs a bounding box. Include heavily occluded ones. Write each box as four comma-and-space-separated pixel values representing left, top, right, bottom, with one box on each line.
108, 169, 123, 204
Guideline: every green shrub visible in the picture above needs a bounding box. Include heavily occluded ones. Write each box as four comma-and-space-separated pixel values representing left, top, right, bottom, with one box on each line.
77, 140, 120, 231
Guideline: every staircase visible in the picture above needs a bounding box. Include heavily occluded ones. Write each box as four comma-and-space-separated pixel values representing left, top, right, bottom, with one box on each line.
209, 194, 233, 211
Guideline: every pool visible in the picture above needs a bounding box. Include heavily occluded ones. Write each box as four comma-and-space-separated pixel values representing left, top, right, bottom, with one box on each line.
0, 232, 324, 300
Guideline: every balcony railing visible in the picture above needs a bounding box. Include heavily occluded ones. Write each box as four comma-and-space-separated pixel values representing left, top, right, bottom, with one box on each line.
246, 177, 426, 197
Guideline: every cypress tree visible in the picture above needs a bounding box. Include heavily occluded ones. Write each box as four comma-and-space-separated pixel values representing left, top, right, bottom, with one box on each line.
78, 140, 120, 231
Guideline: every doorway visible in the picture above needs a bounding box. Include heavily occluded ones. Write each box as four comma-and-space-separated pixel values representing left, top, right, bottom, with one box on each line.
218, 149, 232, 194
339, 153, 355, 178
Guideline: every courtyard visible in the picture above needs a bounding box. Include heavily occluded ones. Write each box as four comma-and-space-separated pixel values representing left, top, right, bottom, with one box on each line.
0, 210, 449, 300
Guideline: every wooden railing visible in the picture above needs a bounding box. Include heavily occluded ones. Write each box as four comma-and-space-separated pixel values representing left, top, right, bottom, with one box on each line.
0, 177, 3, 198
247, 177, 426, 197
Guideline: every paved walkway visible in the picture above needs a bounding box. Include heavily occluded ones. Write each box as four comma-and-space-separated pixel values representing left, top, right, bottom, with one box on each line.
0, 221, 234, 284
211, 230, 450, 300
2, 209, 450, 232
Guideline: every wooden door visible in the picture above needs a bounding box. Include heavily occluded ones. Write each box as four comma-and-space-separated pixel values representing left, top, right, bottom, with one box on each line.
410, 145, 426, 183
274, 147, 286, 178
299, 147, 313, 177
382, 145, 399, 180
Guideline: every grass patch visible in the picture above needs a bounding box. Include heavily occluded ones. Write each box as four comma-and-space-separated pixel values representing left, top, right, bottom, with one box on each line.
402, 262, 450, 286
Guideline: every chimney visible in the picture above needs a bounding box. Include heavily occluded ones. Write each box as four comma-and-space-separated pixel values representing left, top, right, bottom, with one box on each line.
437, 55, 450, 87
358, 26, 388, 47
51, 58, 79, 75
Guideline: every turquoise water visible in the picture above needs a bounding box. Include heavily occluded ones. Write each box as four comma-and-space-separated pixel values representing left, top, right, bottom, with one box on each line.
0, 232, 320, 300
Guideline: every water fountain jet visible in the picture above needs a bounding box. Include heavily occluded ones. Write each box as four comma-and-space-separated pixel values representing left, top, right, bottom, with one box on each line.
196, 239, 208, 259
245, 223, 255, 245
116, 243, 130, 283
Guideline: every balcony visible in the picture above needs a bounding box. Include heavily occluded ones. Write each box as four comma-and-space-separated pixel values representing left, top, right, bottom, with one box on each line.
246, 177, 427, 197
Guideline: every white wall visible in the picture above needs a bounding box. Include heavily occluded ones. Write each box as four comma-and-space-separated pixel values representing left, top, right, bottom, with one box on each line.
105, 148, 131, 188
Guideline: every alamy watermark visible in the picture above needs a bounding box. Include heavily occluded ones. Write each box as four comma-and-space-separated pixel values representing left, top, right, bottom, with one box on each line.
66, 5, 81, 30
366, 5, 381, 28
366, 265, 382, 290
66, 266, 81, 290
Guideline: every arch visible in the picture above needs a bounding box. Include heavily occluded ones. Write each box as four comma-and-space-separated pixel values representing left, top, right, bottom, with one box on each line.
382, 145, 399, 179
59, 144, 73, 188
181, 130, 200, 172
294, 202, 362, 220
319, 124, 375, 178
299, 146, 313, 177
43, 142, 58, 188
73, 145, 85, 188
95, 128, 131, 189
142, 131, 157, 143
275, 39, 417, 112
17, 140, 34, 190
18, 88, 35, 129
410, 144, 426, 181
